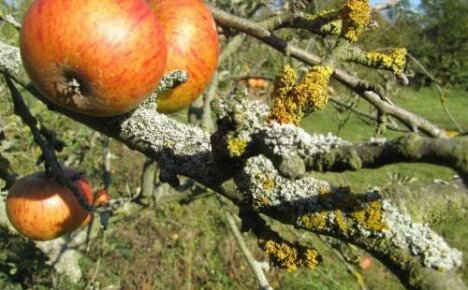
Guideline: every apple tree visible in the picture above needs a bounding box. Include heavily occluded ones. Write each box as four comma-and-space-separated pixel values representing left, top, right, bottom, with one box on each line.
0, 0, 467, 289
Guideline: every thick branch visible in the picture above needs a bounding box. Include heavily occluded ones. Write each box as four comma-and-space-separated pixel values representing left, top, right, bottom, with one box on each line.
309, 135, 468, 179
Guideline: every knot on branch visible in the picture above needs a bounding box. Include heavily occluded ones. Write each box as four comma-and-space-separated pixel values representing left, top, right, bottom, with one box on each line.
212, 90, 349, 179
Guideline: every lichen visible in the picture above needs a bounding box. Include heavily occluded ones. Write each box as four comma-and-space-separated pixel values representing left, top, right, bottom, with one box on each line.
334, 210, 348, 232
340, 0, 370, 42
262, 176, 276, 191
251, 173, 278, 207
226, 136, 248, 157
381, 199, 463, 270
269, 66, 299, 124
320, 20, 342, 35
366, 48, 407, 74
351, 200, 387, 232
304, 9, 337, 21
269, 65, 333, 125
301, 212, 328, 231
262, 240, 321, 271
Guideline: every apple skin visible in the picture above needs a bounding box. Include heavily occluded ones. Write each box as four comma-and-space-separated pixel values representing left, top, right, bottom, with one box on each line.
20, 0, 167, 116
146, 0, 219, 114
94, 188, 111, 206
6, 169, 93, 241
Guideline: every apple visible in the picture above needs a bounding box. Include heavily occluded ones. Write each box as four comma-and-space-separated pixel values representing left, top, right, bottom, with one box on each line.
6, 169, 93, 241
247, 78, 268, 89
146, 0, 219, 113
360, 256, 373, 270
80, 188, 111, 226
94, 188, 111, 206
20, 0, 168, 116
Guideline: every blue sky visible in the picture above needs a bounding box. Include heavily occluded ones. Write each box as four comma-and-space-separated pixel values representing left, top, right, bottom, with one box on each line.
370, 0, 421, 8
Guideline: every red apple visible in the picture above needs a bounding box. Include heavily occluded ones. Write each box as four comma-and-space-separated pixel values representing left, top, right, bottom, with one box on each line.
20, 0, 167, 116
6, 169, 93, 241
360, 256, 373, 270
146, 0, 219, 113
94, 188, 111, 206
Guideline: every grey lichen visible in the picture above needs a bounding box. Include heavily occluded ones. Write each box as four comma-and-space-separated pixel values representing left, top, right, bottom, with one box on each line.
381, 199, 463, 270
243, 155, 331, 211
155, 70, 189, 95
215, 93, 350, 178
118, 107, 212, 180
0, 41, 24, 83
241, 156, 462, 271
259, 123, 350, 158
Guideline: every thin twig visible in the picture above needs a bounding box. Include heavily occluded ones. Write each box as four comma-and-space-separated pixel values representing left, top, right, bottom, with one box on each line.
226, 212, 274, 290
4, 74, 95, 212
406, 53, 464, 133
0, 13, 21, 30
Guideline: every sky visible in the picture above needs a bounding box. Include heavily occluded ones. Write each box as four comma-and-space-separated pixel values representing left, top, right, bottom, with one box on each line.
371, 0, 421, 8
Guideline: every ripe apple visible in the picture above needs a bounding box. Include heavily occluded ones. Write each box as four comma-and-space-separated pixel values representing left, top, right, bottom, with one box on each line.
20, 0, 167, 116
80, 188, 111, 226
145, 0, 219, 113
6, 169, 93, 241
94, 188, 111, 206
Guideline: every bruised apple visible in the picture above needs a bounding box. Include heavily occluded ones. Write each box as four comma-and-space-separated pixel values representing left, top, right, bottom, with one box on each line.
6, 169, 93, 241
20, 0, 167, 116
146, 0, 219, 113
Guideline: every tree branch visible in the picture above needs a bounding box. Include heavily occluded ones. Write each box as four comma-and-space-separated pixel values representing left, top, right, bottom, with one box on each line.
0, 34, 465, 290
209, 6, 447, 138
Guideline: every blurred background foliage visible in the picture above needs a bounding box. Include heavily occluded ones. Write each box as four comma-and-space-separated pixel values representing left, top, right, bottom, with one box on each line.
0, 0, 467, 289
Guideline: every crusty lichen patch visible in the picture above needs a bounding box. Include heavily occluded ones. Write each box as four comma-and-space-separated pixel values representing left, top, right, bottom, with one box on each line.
340, 0, 370, 42
351, 200, 387, 232
366, 48, 407, 74
301, 212, 328, 231
269, 65, 333, 125
262, 239, 321, 271
226, 136, 248, 157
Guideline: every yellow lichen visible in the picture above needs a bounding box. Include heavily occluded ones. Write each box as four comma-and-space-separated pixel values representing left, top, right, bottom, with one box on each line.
318, 186, 332, 196
226, 137, 248, 157
334, 210, 348, 232
255, 194, 272, 207
300, 212, 328, 231
263, 240, 299, 271
351, 200, 387, 231
269, 65, 333, 125
303, 248, 321, 269
262, 177, 276, 191
262, 240, 321, 271
340, 0, 370, 42
320, 19, 342, 35
366, 48, 407, 74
